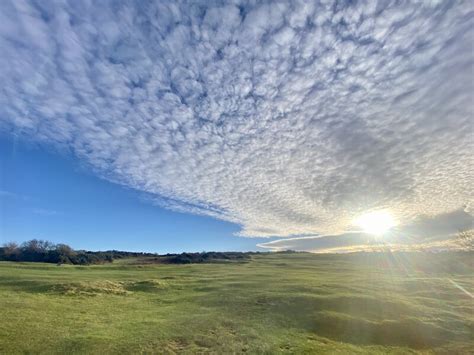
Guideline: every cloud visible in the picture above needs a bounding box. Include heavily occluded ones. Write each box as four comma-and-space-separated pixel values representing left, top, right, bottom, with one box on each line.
0, 190, 17, 198
258, 209, 474, 252
0, 190, 29, 201
32, 208, 59, 216
0, 1, 472, 239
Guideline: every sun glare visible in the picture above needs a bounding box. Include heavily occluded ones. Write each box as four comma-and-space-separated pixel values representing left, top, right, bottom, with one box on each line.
354, 210, 397, 236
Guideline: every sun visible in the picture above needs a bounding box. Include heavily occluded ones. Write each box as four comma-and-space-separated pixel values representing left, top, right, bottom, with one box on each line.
354, 210, 397, 236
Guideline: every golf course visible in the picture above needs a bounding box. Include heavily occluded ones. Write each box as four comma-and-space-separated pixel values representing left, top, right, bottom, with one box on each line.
0, 252, 472, 354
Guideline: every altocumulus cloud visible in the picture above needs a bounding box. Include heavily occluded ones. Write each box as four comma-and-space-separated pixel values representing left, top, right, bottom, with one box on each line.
0, 1, 472, 242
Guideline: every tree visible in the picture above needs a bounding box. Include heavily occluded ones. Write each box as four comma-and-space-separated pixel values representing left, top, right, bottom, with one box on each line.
56, 243, 75, 257
2, 242, 20, 260
21, 239, 54, 253
20, 239, 55, 262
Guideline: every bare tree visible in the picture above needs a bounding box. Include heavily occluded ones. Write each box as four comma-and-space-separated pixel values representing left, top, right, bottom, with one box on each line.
2, 241, 19, 258
21, 239, 54, 253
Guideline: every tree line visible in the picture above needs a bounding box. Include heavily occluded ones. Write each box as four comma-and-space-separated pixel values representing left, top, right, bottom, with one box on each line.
0, 239, 281, 265
0, 239, 159, 265
160, 251, 252, 264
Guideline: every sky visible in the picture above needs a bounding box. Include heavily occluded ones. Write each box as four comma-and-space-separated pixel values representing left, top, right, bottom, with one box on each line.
0, 0, 472, 252
0, 135, 269, 252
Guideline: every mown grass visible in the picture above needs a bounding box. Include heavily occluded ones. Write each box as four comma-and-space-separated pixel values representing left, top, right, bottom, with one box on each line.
0, 253, 472, 354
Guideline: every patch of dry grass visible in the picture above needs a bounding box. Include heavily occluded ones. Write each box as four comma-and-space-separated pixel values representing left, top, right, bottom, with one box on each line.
51, 280, 130, 296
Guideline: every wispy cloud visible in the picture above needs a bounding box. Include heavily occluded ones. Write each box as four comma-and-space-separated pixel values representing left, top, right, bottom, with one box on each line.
0, 1, 472, 240
0, 190, 29, 201
0, 190, 17, 198
32, 208, 59, 216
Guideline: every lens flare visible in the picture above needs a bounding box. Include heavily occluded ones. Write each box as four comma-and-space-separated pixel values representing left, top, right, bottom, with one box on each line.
354, 210, 397, 235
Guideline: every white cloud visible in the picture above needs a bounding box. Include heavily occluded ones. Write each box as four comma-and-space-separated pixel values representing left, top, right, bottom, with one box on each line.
0, 1, 472, 241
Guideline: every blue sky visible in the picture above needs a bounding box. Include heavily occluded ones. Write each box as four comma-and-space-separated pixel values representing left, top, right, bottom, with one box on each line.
0, 134, 271, 252
0, 1, 472, 252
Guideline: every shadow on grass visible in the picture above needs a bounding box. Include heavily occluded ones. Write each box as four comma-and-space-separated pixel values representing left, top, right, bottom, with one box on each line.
265, 294, 419, 321
203, 292, 465, 349
311, 312, 451, 349
125, 279, 169, 292
0, 279, 52, 293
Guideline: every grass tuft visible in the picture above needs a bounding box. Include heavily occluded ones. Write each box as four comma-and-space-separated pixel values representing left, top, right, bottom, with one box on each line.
51, 280, 130, 296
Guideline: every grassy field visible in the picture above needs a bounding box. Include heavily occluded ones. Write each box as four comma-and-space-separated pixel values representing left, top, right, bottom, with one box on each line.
0, 253, 472, 354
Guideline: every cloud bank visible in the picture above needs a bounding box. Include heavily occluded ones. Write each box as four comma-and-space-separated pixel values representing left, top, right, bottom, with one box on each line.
0, 1, 472, 240
258, 209, 473, 252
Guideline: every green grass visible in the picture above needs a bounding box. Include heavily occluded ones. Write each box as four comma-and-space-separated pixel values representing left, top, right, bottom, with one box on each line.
0, 253, 472, 354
